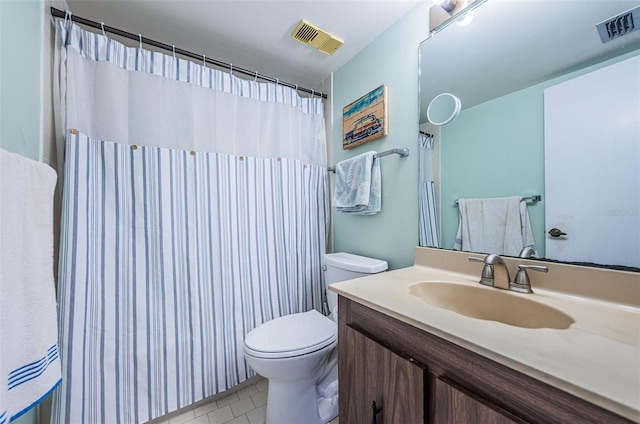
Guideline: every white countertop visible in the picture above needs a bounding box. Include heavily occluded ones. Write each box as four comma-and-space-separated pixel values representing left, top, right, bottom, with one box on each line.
329, 250, 640, 422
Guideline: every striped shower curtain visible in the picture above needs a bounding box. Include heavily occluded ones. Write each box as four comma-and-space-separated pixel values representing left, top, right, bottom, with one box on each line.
52, 21, 328, 423
419, 134, 439, 247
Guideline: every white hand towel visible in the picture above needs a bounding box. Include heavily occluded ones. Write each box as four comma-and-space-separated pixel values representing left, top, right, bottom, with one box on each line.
453, 196, 536, 256
0, 149, 61, 422
332, 151, 381, 215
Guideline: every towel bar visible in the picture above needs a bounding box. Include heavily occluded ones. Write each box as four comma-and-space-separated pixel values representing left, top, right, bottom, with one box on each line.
327, 148, 410, 173
454, 195, 542, 205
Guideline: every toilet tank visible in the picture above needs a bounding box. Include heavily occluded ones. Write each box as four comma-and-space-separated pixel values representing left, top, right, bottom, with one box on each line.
323, 253, 388, 313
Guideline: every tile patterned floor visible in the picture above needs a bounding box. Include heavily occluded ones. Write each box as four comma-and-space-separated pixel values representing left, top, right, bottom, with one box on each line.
146, 377, 339, 424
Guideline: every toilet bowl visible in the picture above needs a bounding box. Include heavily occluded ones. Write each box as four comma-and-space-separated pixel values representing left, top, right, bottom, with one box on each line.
244, 310, 338, 424
243, 253, 388, 424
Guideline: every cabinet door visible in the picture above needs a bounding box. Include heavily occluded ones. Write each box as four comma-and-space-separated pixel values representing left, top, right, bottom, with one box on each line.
433, 377, 525, 424
339, 325, 425, 424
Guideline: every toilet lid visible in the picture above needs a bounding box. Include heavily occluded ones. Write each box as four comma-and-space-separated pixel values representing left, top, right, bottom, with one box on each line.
244, 310, 337, 359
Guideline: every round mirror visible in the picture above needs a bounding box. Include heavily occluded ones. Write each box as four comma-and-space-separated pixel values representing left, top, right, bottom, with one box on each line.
427, 93, 461, 126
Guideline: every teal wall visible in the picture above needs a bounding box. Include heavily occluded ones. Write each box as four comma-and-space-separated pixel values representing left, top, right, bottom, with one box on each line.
439, 49, 640, 256
0, 1, 43, 423
0, 0, 42, 161
331, 3, 429, 270
440, 85, 545, 253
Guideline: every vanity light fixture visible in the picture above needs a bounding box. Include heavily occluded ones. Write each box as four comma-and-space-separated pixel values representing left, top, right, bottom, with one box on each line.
429, 0, 486, 34
432, 0, 458, 13
456, 11, 474, 27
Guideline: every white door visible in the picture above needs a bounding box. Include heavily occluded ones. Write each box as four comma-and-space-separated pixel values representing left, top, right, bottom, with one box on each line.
544, 55, 640, 268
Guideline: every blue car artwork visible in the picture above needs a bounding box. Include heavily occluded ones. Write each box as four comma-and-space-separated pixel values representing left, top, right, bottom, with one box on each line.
345, 114, 383, 144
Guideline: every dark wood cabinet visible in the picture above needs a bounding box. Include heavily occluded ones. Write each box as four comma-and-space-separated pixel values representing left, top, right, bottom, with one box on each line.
432, 377, 524, 424
337, 295, 633, 424
338, 324, 425, 423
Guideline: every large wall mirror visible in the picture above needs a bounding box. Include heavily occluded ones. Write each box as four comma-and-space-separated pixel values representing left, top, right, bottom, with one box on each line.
419, 0, 640, 268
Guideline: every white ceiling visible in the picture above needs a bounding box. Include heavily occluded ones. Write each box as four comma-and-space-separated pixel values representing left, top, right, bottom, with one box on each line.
65, 0, 422, 92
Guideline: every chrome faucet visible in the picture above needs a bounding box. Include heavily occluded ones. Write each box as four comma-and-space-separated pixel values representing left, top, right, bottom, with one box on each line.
470, 254, 549, 294
469, 254, 511, 290
510, 264, 548, 293
518, 246, 538, 258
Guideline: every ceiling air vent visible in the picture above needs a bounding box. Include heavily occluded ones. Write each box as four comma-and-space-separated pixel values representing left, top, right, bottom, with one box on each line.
596, 6, 640, 43
293, 21, 320, 44
292, 20, 344, 55
318, 38, 343, 55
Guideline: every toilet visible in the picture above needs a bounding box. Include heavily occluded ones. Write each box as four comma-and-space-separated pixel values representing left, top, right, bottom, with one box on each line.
243, 252, 388, 424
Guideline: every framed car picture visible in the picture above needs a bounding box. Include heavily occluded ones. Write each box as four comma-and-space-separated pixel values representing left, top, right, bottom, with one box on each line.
342, 85, 388, 149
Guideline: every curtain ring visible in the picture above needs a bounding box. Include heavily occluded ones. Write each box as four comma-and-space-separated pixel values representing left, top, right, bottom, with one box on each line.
295, 84, 298, 92
64, 10, 71, 26
172, 45, 176, 59
100, 22, 107, 39
275, 78, 279, 86
311, 89, 315, 97
254, 71, 258, 82
229, 63, 233, 76
138, 33, 142, 49
63, 11, 73, 46
203, 54, 206, 67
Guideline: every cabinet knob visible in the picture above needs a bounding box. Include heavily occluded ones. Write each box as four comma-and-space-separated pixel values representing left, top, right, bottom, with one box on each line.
371, 401, 382, 424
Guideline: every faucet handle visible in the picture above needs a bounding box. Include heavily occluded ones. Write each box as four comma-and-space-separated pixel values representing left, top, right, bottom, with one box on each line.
518, 264, 549, 273
510, 264, 549, 293
468, 256, 494, 287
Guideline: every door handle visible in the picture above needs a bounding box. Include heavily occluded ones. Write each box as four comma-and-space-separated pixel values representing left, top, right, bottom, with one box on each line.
548, 228, 567, 237
371, 401, 382, 424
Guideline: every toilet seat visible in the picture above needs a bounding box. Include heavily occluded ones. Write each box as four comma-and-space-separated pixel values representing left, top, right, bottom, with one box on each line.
244, 310, 336, 359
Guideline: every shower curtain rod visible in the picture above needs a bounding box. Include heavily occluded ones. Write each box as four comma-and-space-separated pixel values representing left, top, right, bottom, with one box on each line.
50, 7, 327, 99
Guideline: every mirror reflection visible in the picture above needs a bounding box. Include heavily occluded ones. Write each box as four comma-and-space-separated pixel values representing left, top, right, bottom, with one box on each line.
419, 0, 640, 268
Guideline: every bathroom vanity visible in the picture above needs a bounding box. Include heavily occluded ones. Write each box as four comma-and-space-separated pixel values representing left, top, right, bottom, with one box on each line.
331, 247, 640, 423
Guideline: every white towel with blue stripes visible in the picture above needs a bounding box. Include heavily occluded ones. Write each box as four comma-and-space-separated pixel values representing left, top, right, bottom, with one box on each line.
0, 149, 61, 423
332, 151, 381, 215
